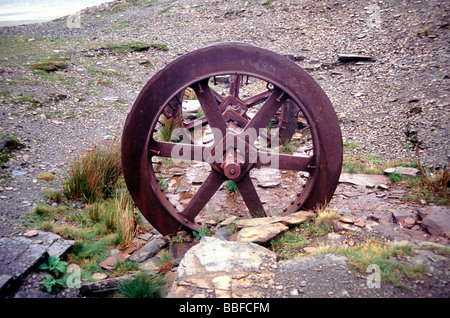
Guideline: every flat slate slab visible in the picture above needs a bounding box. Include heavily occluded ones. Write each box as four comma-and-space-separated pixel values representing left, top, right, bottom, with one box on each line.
0, 231, 74, 296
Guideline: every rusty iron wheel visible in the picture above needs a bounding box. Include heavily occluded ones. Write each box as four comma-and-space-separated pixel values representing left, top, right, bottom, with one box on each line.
121, 42, 343, 235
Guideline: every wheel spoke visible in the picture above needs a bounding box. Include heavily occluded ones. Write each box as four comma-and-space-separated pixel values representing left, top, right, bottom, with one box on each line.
229, 74, 242, 98
192, 78, 227, 135
181, 170, 226, 221
241, 87, 288, 142
255, 151, 314, 172
242, 90, 271, 108
236, 174, 266, 217
150, 140, 209, 163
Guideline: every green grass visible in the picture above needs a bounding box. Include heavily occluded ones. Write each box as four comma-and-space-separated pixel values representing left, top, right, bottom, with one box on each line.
62, 138, 122, 203
159, 116, 182, 142
270, 231, 311, 259
269, 215, 335, 259
107, 41, 168, 53
26, 136, 152, 282
31, 56, 69, 72
404, 166, 449, 206
116, 272, 166, 298
85, 65, 127, 77
326, 240, 427, 288
262, 0, 276, 9
281, 143, 295, 153
224, 180, 238, 193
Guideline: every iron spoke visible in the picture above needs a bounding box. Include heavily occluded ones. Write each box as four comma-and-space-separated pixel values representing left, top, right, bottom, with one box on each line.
229, 74, 242, 98
241, 87, 287, 143
255, 152, 314, 172
242, 90, 271, 108
236, 174, 266, 217
181, 170, 226, 221
192, 78, 227, 135
151, 140, 209, 163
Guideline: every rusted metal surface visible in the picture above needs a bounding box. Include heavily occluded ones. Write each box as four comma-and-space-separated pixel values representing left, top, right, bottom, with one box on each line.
121, 42, 343, 235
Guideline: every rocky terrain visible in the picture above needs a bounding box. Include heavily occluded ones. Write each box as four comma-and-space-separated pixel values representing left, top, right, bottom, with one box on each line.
0, 0, 449, 299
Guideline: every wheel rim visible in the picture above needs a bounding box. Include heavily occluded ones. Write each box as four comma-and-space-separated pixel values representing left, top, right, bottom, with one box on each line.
122, 42, 342, 235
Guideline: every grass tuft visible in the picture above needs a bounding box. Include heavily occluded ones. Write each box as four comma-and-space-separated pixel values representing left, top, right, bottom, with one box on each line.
329, 239, 427, 288
31, 56, 69, 72
159, 116, 182, 142
63, 138, 122, 203
116, 272, 166, 298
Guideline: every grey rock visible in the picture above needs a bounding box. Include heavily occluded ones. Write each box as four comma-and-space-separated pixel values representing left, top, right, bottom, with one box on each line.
421, 206, 450, 237
0, 236, 47, 296
337, 54, 376, 63
0, 138, 9, 151
129, 237, 168, 262
384, 167, 420, 177
14, 289, 54, 298
235, 222, 288, 244
168, 237, 277, 297
392, 209, 417, 224
0, 231, 74, 296
257, 180, 281, 188
138, 257, 162, 272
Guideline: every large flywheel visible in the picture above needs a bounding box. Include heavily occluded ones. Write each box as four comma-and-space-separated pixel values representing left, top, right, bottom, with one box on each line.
121, 42, 343, 235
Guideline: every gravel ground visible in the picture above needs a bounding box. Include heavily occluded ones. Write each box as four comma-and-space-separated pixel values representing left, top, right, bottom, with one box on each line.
0, 0, 448, 299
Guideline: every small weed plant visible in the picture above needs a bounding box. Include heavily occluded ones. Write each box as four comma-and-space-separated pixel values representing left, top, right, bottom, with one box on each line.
193, 225, 212, 240
224, 180, 238, 193
39, 256, 68, 293
39, 256, 68, 277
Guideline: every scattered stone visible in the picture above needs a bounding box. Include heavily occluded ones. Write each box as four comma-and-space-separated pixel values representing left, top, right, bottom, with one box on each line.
79, 274, 135, 297
257, 179, 281, 188
421, 206, 450, 237
23, 230, 38, 237
169, 241, 198, 266
392, 209, 417, 228
138, 257, 162, 272
220, 216, 238, 227
14, 289, 54, 298
98, 252, 128, 270
176, 185, 189, 193
136, 232, 153, 241
192, 172, 208, 185
384, 167, 420, 178
378, 184, 389, 190
102, 96, 120, 103
402, 217, 416, 229
339, 173, 388, 187
280, 211, 316, 226
339, 216, 354, 224
235, 216, 283, 228
337, 54, 376, 63
168, 237, 277, 298
0, 237, 46, 296
129, 237, 168, 262
354, 221, 365, 228
182, 100, 201, 113
169, 168, 185, 176
235, 223, 288, 243
92, 272, 108, 280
